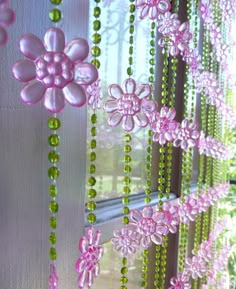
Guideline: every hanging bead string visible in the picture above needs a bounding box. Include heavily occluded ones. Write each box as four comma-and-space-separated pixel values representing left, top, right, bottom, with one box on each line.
49, 0, 62, 23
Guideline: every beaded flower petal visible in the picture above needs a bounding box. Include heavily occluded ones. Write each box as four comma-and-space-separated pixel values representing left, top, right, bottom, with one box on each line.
75, 227, 103, 289
136, 0, 171, 20
169, 272, 191, 289
104, 78, 155, 132
12, 27, 98, 113
0, 0, 15, 45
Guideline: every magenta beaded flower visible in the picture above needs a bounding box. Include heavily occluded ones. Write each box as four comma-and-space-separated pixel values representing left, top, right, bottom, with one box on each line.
0, 0, 15, 45
111, 225, 141, 256
169, 272, 191, 289
173, 119, 200, 151
136, 0, 171, 20
151, 106, 179, 145
129, 206, 168, 248
75, 227, 103, 289
48, 263, 59, 289
157, 12, 180, 35
87, 79, 102, 110
12, 27, 98, 113
185, 256, 207, 279
104, 78, 156, 132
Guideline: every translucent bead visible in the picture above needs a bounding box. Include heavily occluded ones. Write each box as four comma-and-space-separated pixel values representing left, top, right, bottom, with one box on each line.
141, 281, 147, 287
129, 25, 134, 34
88, 177, 96, 186
90, 152, 96, 161
89, 164, 96, 174
124, 145, 131, 153
50, 0, 62, 4
90, 140, 97, 149
49, 201, 58, 213
87, 213, 96, 224
49, 185, 57, 197
129, 4, 135, 12
150, 48, 155, 56
124, 134, 132, 142
49, 247, 57, 260
93, 20, 101, 31
91, 114, 97, 124
145, 188, 151, 195
92, 33, 101, 44
91, 127, 97, 136
48, 150, 60, 163
129, 36, 133, 45
120, 286, 127, 289
122, 257, 127, 265
121, 267, 128, 274
149, 58, 155, 65
122, 216, 129, 225
122, 197, 129, 205
129, 15, 135, 23
123, 207, 129, 215
48, 134, 60, 147
49, 232, 57, 245
91, 59, 100, 69
123, 186, 131, 195
146, 180, 151, 187
145, 197, 151, 204
120, 276, 128, 284
142, 266, 148, 273
48, 167, 60, 180
88, 189, 97, 198
124, 155, 131, 163
48, 117, 61, 130
151, 22, 155, 29
91, 46, 101, 57
50, 217, 57, 229
93, 7, 101, 17
123, 176, 131, 185
87, 201, 96, 211
123, 165, 131, 173
49, 9, 62, 22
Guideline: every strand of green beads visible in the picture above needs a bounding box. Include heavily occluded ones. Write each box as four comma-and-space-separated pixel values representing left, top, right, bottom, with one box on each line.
49, 0, 62, 23
48, 116, 61, 266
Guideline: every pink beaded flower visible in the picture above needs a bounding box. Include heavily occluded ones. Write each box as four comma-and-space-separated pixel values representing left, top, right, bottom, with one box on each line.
111, 225, 141, 256
104, 78, 156, 132
130, 206, 168, 248
0, 0, 15, 45
178, 194, 199, 224
136, 0, 171, 20
209, 25, 222, 46
197, 241, 212, 262
12, 27, 98, 113
173, 119, 200, 151
183, 48, 202, 76
151, 106, 179, 145
75, 227, 103, 289
169, 272, 191, 289
87, 79, 102, 110
162, 202, 180, 234
157, 12, 180, 35
185, 256, 207, 279
199, 0, 213, 25
48, 263, 59, 289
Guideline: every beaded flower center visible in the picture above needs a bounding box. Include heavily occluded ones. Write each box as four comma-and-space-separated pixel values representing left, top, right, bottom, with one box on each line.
137, 218, 156, 236
35, 52, 74, 88
147, 0, 158, 6
119, 235, 132, 246
117, 94, 141, 116
83, 246, 100, 271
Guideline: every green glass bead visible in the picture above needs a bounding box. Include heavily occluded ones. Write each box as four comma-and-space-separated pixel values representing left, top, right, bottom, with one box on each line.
93, 20, 101, 31
145, 196, 151, 204
147, 155, 152, 162
120, 276, 128, 284
123, 165, 131, 173
151, 31, 155, 38
150, 48, 155, 56
120, 286, 127, 289
121, 266, 128, 274
123, 176, 131, 185
91, 114, 97, 124
149, 67, 154, 74
48, 117, 61, 130
90, 139, 97, 149
92, 33, 101, 45
91, 59, 100, 69
143, 249, 149, 256
142, 273, 148, 280
145, 188, 151, 195
49, 8, 61, 22
122, 257, 127, 265
151, 21, 155, 29
124, 134, 132, 142
149, 76, 154, 83
142, 266, 148, 273
122, 216, 129, 225
88, 177, 96, 186
122, 197, 129, 205
91, 127, 97, 136
93, 6, 101, 17
127, 67, 133, 76
123, 207, 129, 215
146, 180, 151, 187
48, 150, 60, 163
89, 152, 97, 163
88, 189, 97, 198
50, 0, 62, 4
49, 185, 57, 197
129, 15, 135, 23
123, 186, 131, 195
49, 232, 57, 245
124, 155, 131, 163
87, 201, 96, 211
94, 0, 101, 2
129, 36, 133, 44
150, 39, 155, 47
87, 213, 96, 224
49, 201, 58, 213
48, 134, 60, 147
49, 247, 57, 260
146, 172, 151, 178
48, 167, 60, 180
143, 257, 149, 265
147, 147, 151, 153
129, 46, 133, 55
129, 57, 133, 65
146, 163, 151, 171
149, 58, 155, 65
89, 164, 96, 174
141, 281, 147, 287
124, 145, 131, 153
129, 25, 134, 34
129, 3, 135, 12
91, 46, 101, 57
50, 217, 57, 229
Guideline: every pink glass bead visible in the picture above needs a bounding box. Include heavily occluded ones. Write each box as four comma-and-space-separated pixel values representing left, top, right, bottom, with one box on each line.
0, 1, 15, 45
12, 27, 98, 113
48, 263, 59, 289
136, 0, 171, 20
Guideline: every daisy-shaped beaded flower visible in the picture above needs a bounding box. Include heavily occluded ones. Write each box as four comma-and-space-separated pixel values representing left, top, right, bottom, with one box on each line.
185, 256, 207, 279
157, 12, 180, 35
162, 202, 180, 234
169, 272, 191, 289
136, 0, 171, 20
12, 27, 98, 113
75, 227, 103, 289
130, 206, 168, 248
104, 78, 156, 132
0, 0, 15, 45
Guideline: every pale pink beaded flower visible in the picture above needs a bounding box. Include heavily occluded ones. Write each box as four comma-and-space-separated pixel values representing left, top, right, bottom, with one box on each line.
183, 48, 202, 75
104, 78, 156, 132
75, 227, 103, 289
178, 194, 199, 224
199, 0, 213, 25
197, 241, 212, 262
87, 79, 102, 110
136, 0, 171, 20
151, 106, 179, 145
162, 202, 180, 234
157, 12, 180, 35
111, 225, 141, 256
0, 0, 15, 45
173, 119, 200, 150
169, 272, 191, 289
130, 206, 168, 248
48, 263, 59, 289
12, 27, 98, 113
185, 256, 207, 279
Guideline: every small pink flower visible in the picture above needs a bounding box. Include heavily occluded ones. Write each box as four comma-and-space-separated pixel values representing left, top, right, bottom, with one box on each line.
151, 107, 179, 145
173, 119, 200, 150
183, 48, 202, 75
87, 79, 102, 110
136, 0, 171, 20
178, 194, 199, 224
209, 25, 222, 46
12, 27, 98, 113
130, 206, 168, 248
197, 241, 212, 262
0, 0, 15, 45
104, 78, 156, 132
75, 227, 103, 289
199, 0, 213, 25
157, 12, 180, 35
195, 71, 218, 95
162, 202, 180, 234
48, 263, 58, 289
111, 225, 141, 256
169, 272, 191, 289
185, 256, 207, 279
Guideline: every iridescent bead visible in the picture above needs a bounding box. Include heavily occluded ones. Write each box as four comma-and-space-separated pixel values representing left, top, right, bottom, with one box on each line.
49, 247, 57, 260
87, 213, 96, 224
49, 9, 62, 22
48, 134, 60, 147
50, 217, 57, 229
48, 117, 61, 130
48, 150, 60, 163
48, 167, 60, 180
49, 185, 57, 197
87, 201, 96, 211
88, 177, 96, 186
49, 232, 57, 245
49, 201, 58, 213
88, 189, 97, 198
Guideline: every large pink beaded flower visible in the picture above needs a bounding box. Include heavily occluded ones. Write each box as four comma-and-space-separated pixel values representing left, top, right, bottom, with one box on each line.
12, 27, 98, 113
185, 256, 207, 279
151, 106, 179, 145
173, 119, 200, 151
169, 272, 191, 289
75, 227, 103, 289
111, 225, 141, 256
103, 78, 156, 132
48, 263, 59, 289
136, 0, 171, 20
0, 0, 15, 45
129, 206, 168, 248
157, 12, 180, 35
